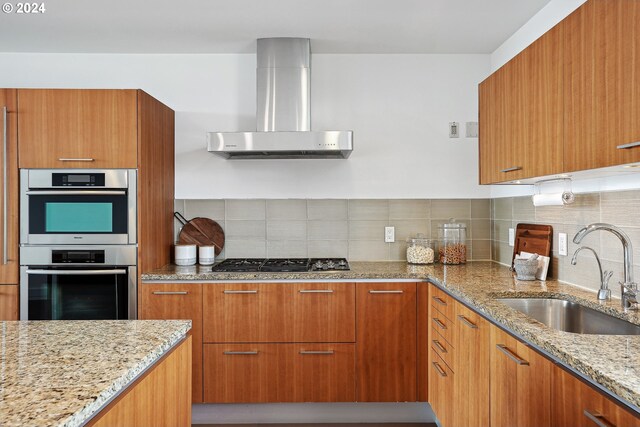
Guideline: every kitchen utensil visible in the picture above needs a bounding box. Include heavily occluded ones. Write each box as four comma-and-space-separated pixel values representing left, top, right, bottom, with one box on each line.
174, 244, 196, 266
511, 223, 552, 270
199, 245, 216, 265
174, 212, 224, 256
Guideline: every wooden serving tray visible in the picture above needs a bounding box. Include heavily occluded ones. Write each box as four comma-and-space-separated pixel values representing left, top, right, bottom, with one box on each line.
511, 223, 553, 269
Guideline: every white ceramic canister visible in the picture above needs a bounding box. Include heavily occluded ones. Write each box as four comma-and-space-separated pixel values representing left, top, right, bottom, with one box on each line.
175, 244, 197, 266
199, 245, 216, 265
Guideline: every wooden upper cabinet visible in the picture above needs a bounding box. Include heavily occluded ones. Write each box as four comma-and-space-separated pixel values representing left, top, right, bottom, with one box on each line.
552, 365, 640, 427
490, 325, 552, 427
356, 282, 417, 402
203, 282, 355, 343
139, 283, 203, 403
564, 0, 640, 171
17, 89, 138, 168
0, 90, 19, 286
453, 302, 490, 427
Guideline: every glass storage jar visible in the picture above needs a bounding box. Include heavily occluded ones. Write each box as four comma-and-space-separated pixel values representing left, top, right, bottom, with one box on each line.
406, 234, 435, 265
437, 219, 467, 264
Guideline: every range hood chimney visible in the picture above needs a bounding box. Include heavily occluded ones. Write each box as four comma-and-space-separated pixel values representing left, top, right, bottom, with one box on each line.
207, 38, 353, 159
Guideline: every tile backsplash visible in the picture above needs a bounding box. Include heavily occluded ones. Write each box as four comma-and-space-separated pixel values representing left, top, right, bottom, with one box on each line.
491, 189, 640, 297
174, 199, 492, 262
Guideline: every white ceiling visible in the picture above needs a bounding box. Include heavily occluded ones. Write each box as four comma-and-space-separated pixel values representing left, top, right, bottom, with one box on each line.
0, 0, 551, 54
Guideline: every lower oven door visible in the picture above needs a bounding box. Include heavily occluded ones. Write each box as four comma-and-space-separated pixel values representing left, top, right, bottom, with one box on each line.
20, 266, 137, 320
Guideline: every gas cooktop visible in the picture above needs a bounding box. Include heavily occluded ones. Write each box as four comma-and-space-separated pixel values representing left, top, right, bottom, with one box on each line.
211, 258, 350, 273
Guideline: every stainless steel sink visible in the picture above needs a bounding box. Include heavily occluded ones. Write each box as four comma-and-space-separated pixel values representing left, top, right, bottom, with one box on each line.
497, 298, 640, 335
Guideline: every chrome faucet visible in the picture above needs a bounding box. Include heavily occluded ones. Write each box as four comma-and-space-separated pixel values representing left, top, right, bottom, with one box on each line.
573, 223, 637, 310
571, 246, 613, 301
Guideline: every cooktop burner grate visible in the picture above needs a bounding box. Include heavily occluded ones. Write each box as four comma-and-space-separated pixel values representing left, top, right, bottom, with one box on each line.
211, 258, 350, 272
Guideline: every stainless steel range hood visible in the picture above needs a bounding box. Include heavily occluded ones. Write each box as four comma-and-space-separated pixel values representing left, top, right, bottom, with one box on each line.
207, 38, 353, 159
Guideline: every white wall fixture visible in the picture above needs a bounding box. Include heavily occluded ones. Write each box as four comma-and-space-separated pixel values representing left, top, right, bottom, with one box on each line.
531, 178, 574, 207
465, 122, 478, 138
449, 122, 460, 138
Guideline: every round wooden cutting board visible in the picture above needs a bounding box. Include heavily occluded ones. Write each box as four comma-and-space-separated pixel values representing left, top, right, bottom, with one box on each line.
177, 216, 225, 256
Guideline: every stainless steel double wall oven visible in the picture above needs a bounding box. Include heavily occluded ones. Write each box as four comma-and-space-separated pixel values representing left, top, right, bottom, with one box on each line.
20, 169, 137, 320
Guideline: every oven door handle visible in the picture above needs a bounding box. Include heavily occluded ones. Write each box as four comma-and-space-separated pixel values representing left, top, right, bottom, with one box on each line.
25, 269, 128, 275
25, 190, 126, 196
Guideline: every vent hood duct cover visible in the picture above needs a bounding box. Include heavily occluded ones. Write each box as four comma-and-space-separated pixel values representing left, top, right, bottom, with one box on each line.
207, 38, 353, 159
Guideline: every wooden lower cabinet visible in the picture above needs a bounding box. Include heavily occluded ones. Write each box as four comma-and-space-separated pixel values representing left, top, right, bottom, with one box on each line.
203, 343, 355, 403
429, 349, 454, 427
138, 283, 203, 403
552, 365, 640, 427
0, 285, 18, 320
454, 302, 490, 427
356, 282, 417, 402
490, 325, 552, 427
88, 337, 191, 427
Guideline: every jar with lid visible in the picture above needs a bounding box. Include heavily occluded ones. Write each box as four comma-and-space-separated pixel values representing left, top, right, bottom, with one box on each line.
437, 219, 467, 264
406, 234, 435, 265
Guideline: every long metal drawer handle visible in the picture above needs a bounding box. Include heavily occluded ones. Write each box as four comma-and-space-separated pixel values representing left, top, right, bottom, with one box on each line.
496, 344, 529, 365
299, 350, 335, 355
299, 289, 334, 293
432, 318, 447, 330
500, 166, 523, 173
432, 340, 447, 353
223, 290, 258, 294
616, 141, 640, 150
223, 351, 259, 355
432, 296, 447, 306
458, 315, 478, 329
369, 290, 403, 294
583, 410, 616, 427
152, 291, 188, 295
58, 158, 95, 162
432, 362, 447, 378
26, 269, 127, 276
2, 106, 7, 266
26, 190, 126, 196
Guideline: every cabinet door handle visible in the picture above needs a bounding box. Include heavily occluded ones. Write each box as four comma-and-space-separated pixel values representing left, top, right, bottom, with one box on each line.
299, 350, 334, 355
458, 315, 478, 329
616, 141, 640, 150
500, 166, 523, 173
432, 318, 447, 330
496, 344, 529, 365
1, 106, 7, 265
583, 410, 616, 427
299, 289, 334, 293
432, 361, 447, 377
152, 291, 188, 295
223, 290, 258, 294
432, 340, 447, 353
223, 351, 259, 355
58, 158, 95, 162
369, 290, 403, 294
432, 296, 447, 306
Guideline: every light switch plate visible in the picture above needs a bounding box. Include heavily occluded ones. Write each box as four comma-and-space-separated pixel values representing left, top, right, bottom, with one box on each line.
508, 228, 515, 247
558, 232, 568, 256
466, 121, 479, 138
385, 226, 395, 243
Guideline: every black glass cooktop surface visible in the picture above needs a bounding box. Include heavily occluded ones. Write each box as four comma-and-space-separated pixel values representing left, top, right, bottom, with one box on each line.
211, 258, 350, 272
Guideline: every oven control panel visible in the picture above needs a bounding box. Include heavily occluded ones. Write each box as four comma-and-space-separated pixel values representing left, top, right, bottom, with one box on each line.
52, 173, 105, 187
52, 250, 106, 263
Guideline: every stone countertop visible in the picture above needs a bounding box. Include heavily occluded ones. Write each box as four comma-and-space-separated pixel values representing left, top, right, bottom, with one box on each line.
0, 320, 191, 427
143, 261, 640, 410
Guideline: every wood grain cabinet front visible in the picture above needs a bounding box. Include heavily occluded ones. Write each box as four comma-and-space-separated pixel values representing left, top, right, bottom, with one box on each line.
17, 89, 138, 169
203, 343, 355, 403
138, 283, 203, 403
356, 282, 417, 402
429, 349, 454, 427
0, 285, 18, 320
202, 282, 355, 343
552, 365, 640, 427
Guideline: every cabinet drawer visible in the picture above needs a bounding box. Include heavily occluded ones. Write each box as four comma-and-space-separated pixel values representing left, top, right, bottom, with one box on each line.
203, 283, 354, 343
432, 309, 454, 347
431, 326, 453, 371
431, 285, 455, 321
203, 343, 355, 403
430, 348, 454, 427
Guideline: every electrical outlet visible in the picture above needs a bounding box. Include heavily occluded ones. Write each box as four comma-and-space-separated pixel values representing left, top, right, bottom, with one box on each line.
508, 228, 515, 247
558, 232, 568, 256
449, 122, 459, 138
385, 226, 395, 243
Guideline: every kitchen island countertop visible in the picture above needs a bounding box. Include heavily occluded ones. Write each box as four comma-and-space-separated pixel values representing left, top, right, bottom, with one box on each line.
0, 319, 191, 427
143, 261, 640, 410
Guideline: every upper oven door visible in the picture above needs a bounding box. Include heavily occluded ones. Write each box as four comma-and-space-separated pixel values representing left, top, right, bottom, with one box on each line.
20, 169, 137, 245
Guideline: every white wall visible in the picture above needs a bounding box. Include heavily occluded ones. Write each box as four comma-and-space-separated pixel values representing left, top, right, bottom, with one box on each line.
0, 52, 491, 199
